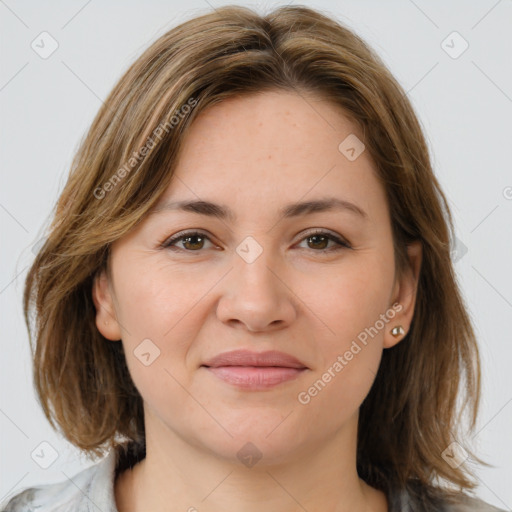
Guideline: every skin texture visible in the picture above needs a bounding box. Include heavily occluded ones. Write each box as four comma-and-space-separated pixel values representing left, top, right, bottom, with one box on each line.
93, 90, 422, 512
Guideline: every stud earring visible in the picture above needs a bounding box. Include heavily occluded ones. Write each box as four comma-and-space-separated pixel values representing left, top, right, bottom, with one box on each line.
390, 325, 405, 337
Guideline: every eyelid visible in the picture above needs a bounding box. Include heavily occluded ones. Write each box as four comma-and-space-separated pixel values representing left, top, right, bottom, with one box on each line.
160, 229, 218, 250
298, 228, 351, 248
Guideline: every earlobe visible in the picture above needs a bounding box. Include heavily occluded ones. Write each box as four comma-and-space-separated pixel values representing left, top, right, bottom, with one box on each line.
92, 269, 122, 341
384, 240, 422, 349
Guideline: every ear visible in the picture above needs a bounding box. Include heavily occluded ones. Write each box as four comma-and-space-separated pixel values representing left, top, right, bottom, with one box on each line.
92, 268, 122, 341
384, 240, 422, 349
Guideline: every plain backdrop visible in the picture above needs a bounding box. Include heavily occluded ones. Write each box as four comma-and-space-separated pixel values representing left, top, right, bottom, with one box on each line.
1, 0, 511, 509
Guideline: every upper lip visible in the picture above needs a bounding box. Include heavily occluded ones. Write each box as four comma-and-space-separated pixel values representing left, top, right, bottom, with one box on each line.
202, 349, 307, 369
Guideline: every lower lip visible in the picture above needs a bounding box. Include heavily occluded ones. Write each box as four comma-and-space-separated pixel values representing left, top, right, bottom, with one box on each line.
204, 366, 306, 389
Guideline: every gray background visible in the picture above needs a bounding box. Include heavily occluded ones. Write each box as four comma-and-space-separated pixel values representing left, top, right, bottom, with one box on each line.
1, 0, 511, 509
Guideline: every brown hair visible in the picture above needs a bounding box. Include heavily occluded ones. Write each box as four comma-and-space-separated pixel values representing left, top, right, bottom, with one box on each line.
23, 3, 485, 498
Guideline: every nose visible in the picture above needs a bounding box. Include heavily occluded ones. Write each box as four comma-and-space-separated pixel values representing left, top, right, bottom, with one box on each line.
215, 242, 297, 333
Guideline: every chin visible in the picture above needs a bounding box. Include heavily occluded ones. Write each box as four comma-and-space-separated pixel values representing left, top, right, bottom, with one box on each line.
207, 436, 304, 468
191, 415, 309, 466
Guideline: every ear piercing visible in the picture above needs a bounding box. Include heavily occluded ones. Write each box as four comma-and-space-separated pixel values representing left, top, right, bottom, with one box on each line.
390, 325, 405, 337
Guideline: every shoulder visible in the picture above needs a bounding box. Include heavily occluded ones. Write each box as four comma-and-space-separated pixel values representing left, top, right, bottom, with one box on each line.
0, 450, 118, 512
389, 481, 508, 512
443, 493, 508, 512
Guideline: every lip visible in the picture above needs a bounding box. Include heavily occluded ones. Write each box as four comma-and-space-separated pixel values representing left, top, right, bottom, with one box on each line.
201, 349, 308, 390
202, 349, 307, 369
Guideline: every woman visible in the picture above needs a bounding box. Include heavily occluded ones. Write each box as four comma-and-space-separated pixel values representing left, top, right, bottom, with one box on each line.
1, 4, 505, 511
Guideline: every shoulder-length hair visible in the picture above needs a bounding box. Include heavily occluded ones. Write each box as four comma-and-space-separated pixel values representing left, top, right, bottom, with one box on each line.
24, 4, 484, 497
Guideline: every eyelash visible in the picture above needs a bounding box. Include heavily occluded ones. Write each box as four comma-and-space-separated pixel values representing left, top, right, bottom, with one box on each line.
160, 229, 351, 254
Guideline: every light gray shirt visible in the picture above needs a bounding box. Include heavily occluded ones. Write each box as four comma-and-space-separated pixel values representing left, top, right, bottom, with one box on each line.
0, 445, 507, 511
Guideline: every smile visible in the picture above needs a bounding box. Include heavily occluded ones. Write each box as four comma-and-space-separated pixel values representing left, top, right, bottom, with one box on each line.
201, 349, 309, 390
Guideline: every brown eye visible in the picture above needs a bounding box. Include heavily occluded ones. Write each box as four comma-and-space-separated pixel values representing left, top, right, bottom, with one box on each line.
306, 234, 330, 250
181, 234, 205, 250
162, 231, 214, 251
297, 230, 351, 252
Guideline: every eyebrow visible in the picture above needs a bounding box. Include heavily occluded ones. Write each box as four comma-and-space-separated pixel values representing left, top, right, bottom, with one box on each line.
149, 197, 368, 222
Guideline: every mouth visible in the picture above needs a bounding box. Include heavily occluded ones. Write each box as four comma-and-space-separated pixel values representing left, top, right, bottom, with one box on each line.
201, 349, 308, 390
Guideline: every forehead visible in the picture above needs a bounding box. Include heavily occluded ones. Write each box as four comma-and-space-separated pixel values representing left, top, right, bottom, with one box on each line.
152, 90, 386, 225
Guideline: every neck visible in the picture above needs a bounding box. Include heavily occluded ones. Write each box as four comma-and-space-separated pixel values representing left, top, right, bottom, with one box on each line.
114, 412, 388, 512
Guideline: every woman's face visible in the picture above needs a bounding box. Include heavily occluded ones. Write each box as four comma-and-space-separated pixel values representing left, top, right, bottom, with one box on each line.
94, 89, 421, 464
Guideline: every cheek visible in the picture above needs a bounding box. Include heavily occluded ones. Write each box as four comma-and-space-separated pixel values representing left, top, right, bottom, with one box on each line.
297, 281, 389, 427
298, 347, 381, 433
305, 253, 394, 348
111, 255, 232, 405
298, 250, 393, 399
113, 255, 209, 342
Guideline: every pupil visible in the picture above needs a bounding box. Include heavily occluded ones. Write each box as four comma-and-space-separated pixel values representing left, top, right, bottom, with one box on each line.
309, 235, 327, 249
184, 235, 203, 250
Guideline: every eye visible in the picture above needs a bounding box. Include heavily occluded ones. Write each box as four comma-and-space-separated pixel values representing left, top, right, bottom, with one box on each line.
295, 229, 351, 252
161, 230, 216, 251
161, 229, 351, 253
